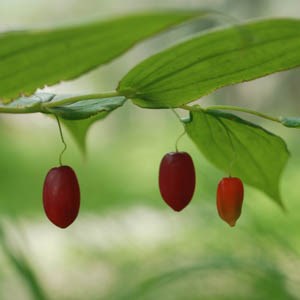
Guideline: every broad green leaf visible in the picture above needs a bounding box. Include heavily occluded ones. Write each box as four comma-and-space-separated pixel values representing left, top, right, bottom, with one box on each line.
0, 11, 202, 102
119, 18, 300, 108
49, 96, 126, 153
184, 109, 289, 206
280, 117, 300, 128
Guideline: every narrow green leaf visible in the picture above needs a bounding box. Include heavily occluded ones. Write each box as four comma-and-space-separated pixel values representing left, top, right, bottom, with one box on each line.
0, 93, 54, 107
184, 109, 289, 206
119, 18, 300, 108
0, 11, 202, 102
0, 94, 125, 153
49, 96, 126, 153
47, 95, 126, 120
0, 93, 54, 113
280, 117, 300, 128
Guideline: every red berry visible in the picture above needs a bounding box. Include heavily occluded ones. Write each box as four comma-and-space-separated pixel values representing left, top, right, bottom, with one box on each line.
217, 177, 244, 227
43, 166, 80, 228
159, 152, 196, 211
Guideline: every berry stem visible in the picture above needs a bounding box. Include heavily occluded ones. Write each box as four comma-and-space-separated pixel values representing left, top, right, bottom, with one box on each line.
175, 130, 186, 152
55, 115, 67, 166
171, 108, 181, 120
170, 109, 187, 152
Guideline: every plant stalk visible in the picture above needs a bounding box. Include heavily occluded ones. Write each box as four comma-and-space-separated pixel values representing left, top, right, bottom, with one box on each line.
181, 104, 281, 124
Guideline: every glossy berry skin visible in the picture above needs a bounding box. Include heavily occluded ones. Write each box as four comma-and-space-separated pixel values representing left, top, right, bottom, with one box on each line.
43, 166, 80, 228
217, 177, 244, 227
159, 152, 196, 211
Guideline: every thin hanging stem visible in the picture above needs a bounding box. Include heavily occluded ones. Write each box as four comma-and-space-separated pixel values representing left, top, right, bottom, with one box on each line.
55, 115, 67, 166
171, 108, 181, 120
170, 109, 187, 152
175, 130, 186, 152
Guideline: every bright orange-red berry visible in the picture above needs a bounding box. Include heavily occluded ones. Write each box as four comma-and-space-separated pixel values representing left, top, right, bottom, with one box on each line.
217, 177, 244, 227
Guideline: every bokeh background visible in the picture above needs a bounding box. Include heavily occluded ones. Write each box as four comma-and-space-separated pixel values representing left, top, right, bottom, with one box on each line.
1, 0, 300, 299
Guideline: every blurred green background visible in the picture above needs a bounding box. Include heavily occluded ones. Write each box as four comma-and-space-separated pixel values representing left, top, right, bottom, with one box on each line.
1, 0, 300, 299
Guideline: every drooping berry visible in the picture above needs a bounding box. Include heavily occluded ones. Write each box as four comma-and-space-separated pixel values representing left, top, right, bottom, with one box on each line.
159, 152, 196, 211
217, 177, 244, 227
43, 165, 80, 228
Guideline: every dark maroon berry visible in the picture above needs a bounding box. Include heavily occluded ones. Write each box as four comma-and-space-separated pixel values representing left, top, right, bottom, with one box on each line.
159, 152, 196, 211
43, 165, 80, 228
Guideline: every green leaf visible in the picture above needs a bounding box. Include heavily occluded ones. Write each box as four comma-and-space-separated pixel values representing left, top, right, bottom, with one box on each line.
47, 95, 126, 120
119, 18, 300, 108
0, 93, 125, 153
184, 109, 289, 206
0, 93, 55, 107
60, 119, 95, 154
49, 96, 126, 153
0, 93, 55, 113
280, 117, 300, 128
0, 11, 202, 102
